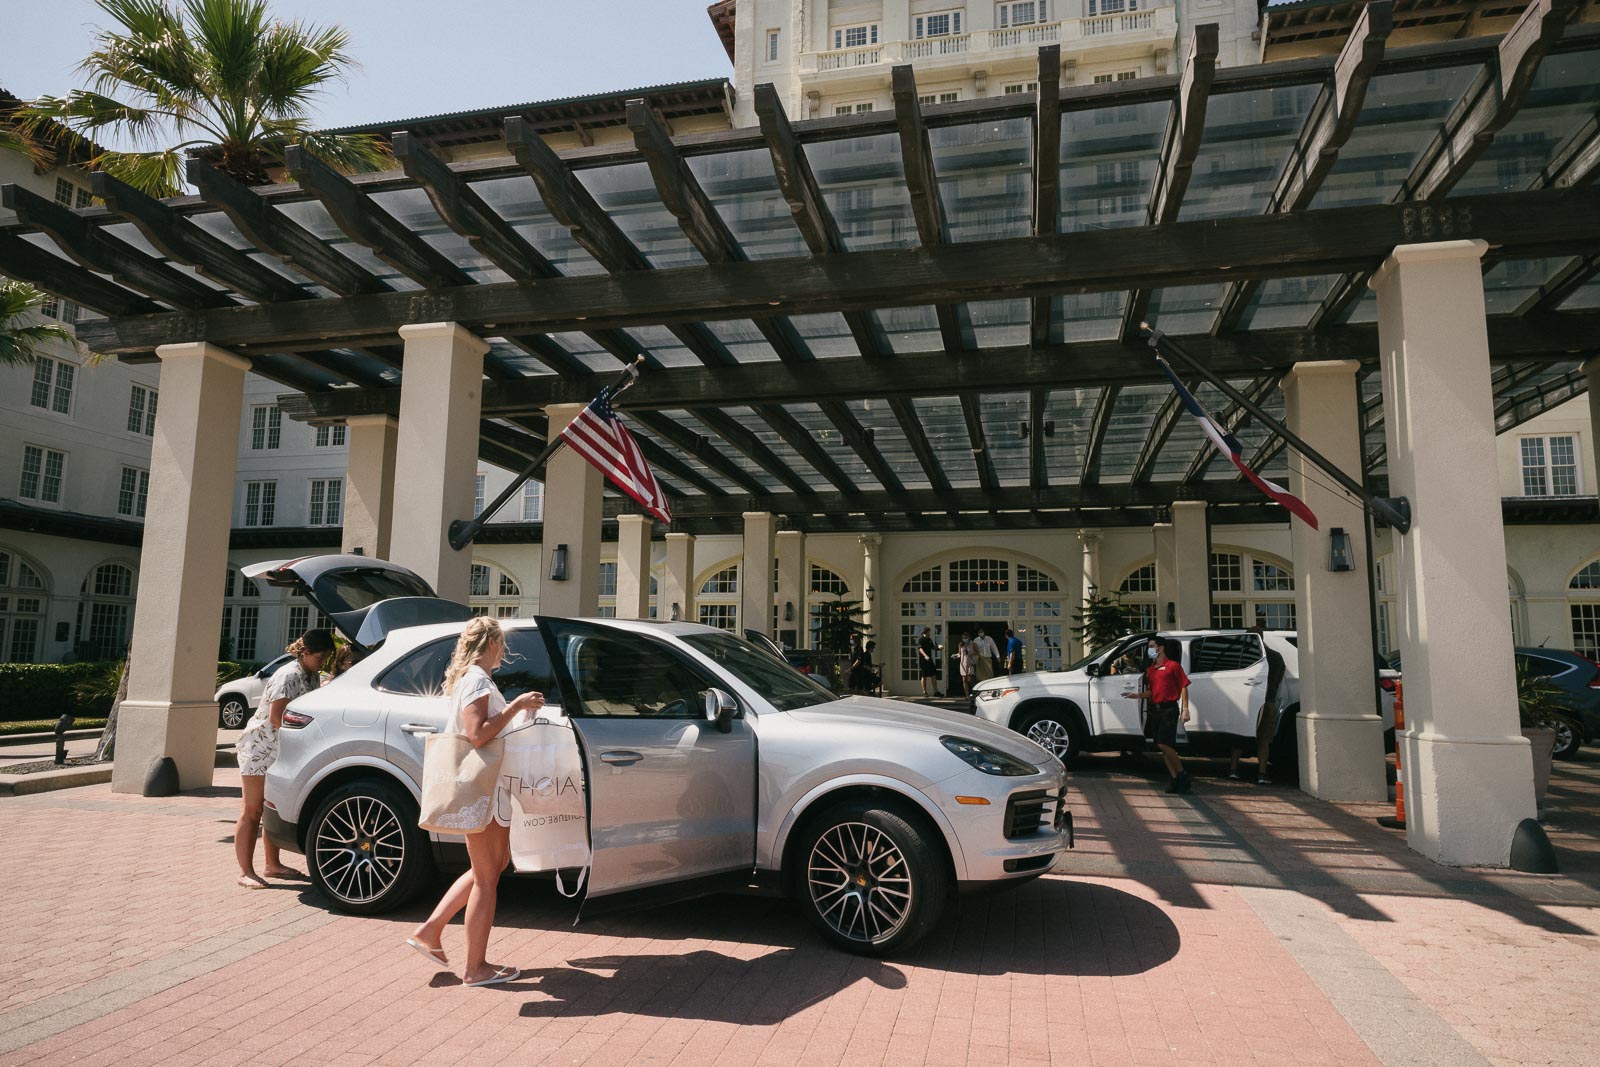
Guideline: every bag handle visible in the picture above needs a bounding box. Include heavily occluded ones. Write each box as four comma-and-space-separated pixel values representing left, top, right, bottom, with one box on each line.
553, 865, 589, 899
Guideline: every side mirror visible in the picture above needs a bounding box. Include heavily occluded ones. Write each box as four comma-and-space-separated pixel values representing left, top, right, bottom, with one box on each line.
704, 688, 738, 733
1085, 662, 1101, 678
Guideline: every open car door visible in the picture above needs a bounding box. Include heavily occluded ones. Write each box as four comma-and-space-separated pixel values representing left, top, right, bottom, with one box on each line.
535, 617, 757, 915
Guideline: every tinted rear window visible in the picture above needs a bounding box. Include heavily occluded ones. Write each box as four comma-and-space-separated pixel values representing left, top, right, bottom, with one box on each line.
376, 629, 557, 699
313, 567, 434, 613
1189, 634, 1264, 673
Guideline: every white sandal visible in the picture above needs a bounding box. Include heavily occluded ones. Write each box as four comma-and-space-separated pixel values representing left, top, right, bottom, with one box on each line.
405, 938, 448, 966
464, 966, 519, 987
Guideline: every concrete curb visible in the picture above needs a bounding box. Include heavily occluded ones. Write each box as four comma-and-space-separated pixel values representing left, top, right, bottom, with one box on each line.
0, 748, 237, 796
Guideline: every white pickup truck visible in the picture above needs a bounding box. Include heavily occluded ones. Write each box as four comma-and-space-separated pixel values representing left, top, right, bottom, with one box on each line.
970, 629, 1395, 772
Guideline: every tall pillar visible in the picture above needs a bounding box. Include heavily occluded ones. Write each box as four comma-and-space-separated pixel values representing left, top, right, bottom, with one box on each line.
1284, 361, 1386, 801
1172, 501, 1211, 629
664, 532, 696, 623
341, 414, 398, 558
1373, 240, 1534, 867
540, 401, 604, 616
1153, 521, 1177, 630
742, 513, 778, 637
112, 342, 248, 793
615, 515, 652, 620
860, 534, 883, 634
389, 323, 486, 604
1076, 532, 1101, 659
776, 530, 807, 648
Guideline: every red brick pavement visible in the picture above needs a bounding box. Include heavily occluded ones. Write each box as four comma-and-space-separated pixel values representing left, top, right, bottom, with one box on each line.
4, 755, 1600, 1066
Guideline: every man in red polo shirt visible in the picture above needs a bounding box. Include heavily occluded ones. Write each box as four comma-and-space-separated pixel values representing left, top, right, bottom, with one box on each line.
1122, 637, 1193, 794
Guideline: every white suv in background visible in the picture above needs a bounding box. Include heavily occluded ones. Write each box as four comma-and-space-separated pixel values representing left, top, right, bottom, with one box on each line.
213, 653, 294, 728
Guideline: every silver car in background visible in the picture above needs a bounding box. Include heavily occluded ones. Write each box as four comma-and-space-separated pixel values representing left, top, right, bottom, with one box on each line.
256, 556, 1073, 956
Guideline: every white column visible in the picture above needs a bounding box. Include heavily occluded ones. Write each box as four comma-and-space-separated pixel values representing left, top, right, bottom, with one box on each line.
540, 401, 604, 616
1078, 529, 1102, 606
112, 342, 248, 794
1172, 501, 1211, 629
743, 512, 778, 638
776, 529, 807, 647
1372, 239, 1534, 867
664, 532, 696, 622
390, 323, 487, 604
860, 534, 883, 634
1153, 521, 1177, 630
615, 515, 652, 620
341, 414, 397, 558
1284, 361, 1386, 802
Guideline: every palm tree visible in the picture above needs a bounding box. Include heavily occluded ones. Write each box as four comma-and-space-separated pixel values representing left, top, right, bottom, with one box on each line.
0, 281, 76, 367
16, 0, 390, 197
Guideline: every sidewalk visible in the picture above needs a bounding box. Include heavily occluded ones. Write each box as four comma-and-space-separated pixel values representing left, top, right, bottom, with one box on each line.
2, 752, 1598, 1066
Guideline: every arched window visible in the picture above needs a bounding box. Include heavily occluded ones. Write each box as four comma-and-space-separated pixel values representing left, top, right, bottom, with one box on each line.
698, 565, 740, 632
78, 562, 134, 661
0, 548, 49, 663
1210, 549, 1295, 630
1117, 563, 1159, 631
895, 554, 1067, 683
469, 561, 522, 618
1570, 559, 1600, 658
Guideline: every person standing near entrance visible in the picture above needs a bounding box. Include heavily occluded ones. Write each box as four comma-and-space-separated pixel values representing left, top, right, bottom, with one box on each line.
917, 627, 939, 697
974, 628, 1000, 681
1004, 628, 1024, 675
1122, 637, 1192, 794
1230, 624, 1286, 785
957, 632, 977, 696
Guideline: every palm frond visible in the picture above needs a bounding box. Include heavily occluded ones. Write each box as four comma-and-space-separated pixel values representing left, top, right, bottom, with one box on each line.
0, 282, 78, 367
0, 124, 51, 170
94, 148, 189, 197
291, 131, 393, 175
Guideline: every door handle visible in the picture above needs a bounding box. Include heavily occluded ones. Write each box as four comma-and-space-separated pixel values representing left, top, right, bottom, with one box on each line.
598, 750, 643, 766
399, 723, 438, 735
1243, 680, 1263, 686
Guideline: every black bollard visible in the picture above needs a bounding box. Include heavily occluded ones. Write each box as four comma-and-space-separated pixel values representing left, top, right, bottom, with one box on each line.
53, 713, 76, 766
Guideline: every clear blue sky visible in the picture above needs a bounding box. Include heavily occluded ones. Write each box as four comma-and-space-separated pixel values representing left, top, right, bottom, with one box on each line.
0, 0, 733, 129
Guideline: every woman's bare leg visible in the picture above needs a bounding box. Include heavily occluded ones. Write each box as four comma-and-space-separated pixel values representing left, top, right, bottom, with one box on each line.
414, 868, 475, 951
236, 776, 267, 886
461, 822, 512, 984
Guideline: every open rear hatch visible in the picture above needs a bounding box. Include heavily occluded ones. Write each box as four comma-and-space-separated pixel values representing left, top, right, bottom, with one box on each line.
241, 555, 471, 652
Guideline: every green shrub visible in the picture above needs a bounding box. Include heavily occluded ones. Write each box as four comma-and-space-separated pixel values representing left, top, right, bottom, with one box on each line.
0, 661, 257, 722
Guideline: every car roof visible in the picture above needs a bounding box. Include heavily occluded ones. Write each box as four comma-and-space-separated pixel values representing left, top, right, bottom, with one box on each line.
370, 614, 731, 654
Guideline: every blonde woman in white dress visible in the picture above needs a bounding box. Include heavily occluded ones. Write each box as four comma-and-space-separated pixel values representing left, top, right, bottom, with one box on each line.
235, 628, 334, 888
406, 617, 545, 987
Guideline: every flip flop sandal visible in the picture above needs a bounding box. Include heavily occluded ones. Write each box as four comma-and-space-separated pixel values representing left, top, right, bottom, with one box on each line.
237, 876, 268, 890
405, 938, 449, 966
464, 966, 519, 988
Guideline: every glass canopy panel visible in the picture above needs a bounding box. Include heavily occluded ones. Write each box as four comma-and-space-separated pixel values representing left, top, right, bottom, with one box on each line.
102, 221, 238, 300
662, 409, 783, 492
848, 398, 927, 489
470, 176, 606, 276
1361, 370, 1386, 473
1343, 288, 1377, 325
803, 134, 918, 252
575, 162, 705, 269
965, 298, 1029, 347
620, 324, 706, 368
717, 406, 827, 485
1451, 52, 1600, 197
1096, 384, 1168, 483
1180, 85, 1320, 222
1041, 387, 1100, 485
1236, 274, 1340, 331
912, 396, 981, 488
685, 148, 809, 260
484, 338, 558, 377
1055, 292, 1125, 342
545, 332, 630, 372
1483, 258, 1571, 315
1205, 386, 1286, 480
621, 417, 738, 495
1493, 361, 1587, 434
186, 209, 324, 293
1148, 379, 1240, 481
978, 393, 1031, 486
1059, 101, 1168, 234
882, 305, 945, 352
368, 187, 511, 284
782, 403, 882, 491
1145, 284, 1225, 334
1310, 65, 1482, 210
703, 319, 778, 362
931, 117, 1033, 242
1558, 274, 1600, 311
790, 312, 859, 358
276, 198, 419, 290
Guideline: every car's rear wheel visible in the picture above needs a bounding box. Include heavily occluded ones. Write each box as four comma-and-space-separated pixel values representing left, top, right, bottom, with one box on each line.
1016, 705, 1085, 766
218, 694, 249, 729
306, 779, 432, 915
1547, 718, 1583, 760
796, 801, 948, 956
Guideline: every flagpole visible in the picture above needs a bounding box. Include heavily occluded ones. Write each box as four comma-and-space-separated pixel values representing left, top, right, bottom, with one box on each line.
447, 357, 646, 552
1141, 324, 1412, 534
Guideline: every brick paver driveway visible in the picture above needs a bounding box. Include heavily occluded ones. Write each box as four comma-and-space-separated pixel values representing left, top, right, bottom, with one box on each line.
5, 753, 1600, 1067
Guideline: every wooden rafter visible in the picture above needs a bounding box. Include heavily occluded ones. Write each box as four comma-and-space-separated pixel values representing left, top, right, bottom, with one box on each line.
692, 408, 819, 498
960, 394, 999, 491
1080, 386, 1121, 487
891, 65, 966, 353
1031, 46, 1063, 349
1182, 377, 1280, 483
626, 410, 766, 496
1029, 387, 1048, 493
753, 403, 856, 493
0, 231, 160, 317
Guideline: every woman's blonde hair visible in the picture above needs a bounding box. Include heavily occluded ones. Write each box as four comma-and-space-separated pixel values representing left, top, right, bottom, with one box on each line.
443, 616, 505, 695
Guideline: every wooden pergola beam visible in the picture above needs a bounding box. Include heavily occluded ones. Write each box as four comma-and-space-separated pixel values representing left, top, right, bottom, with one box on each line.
820, 399, 906, 495
1131, 388, 1188, 485
753, 403, 856, 494
1028, 386, 1048, 493
1032, 46, 1063, 349
659, 480, 1277, 518
961, 394, 1000, 491
692, 407, 820, 499
1081, 386, 1121, 487
888, 396, 953, 494
891, 64, 965, 353
627, 410, 765, 496
0, 232, 160, 317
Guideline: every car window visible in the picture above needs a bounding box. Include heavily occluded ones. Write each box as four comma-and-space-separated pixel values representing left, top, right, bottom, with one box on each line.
682, 632, 837, 710
256, 653, 292, 678
1517, 653, 1572, 679
375, 629, 558, 699
1189, 634, 1264, 673
311, 566, 434, 613
553, 630, 710, 719
375, 637, 456, 696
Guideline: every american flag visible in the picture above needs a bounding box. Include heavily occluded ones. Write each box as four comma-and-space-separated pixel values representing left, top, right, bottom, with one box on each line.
557, 388, 672, 526
1154, 355, 1320, 529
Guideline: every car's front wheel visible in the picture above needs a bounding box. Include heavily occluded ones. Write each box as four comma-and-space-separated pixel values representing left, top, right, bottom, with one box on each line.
218, 694, 249, 729
306, 778, 433, 915
795, 800, 948, 956
1016, 705, 1084, 766
1547, 718, 1583, 760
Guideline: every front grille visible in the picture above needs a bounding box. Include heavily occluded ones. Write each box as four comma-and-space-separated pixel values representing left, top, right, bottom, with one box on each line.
1004, 789, 1049, 839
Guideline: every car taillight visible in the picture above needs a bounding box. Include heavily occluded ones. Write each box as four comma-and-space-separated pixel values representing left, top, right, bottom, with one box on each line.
282, 711, 315, 729
1379, 678, 1397, 693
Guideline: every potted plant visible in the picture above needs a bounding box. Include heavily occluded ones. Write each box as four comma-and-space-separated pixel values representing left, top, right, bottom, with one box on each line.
1518, 661, 1581, 809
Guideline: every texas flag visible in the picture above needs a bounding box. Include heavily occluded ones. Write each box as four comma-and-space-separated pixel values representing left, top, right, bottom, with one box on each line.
1153, 355, 1320, 529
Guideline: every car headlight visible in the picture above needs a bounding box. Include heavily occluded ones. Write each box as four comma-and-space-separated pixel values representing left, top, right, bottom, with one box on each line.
940, 736, 1037, 776
976, 687, 1019, 702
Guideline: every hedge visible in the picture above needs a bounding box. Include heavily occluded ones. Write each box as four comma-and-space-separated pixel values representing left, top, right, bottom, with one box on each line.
0, 661, 263, 723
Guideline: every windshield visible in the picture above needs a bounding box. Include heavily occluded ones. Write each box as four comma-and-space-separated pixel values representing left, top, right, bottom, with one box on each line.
312, 567, 434, 613
681, 632, 838, 711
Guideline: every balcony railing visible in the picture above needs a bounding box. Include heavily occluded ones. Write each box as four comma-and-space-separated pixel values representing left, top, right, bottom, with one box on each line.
804, 8, 1174, 74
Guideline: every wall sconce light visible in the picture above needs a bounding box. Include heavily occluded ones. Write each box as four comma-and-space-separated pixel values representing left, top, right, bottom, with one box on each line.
1165, 602, 1176, 626
549, 543, 569, 582
784, 601, 795, 622
1328, 528, 1355, 572
670, 601, 682, 621
865, 585, 876, 602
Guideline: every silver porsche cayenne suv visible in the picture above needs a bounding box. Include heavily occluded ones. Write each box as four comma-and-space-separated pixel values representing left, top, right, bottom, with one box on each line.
256, 555, 1073, 955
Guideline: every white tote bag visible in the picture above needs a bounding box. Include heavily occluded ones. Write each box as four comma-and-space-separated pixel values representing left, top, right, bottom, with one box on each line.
502, 720, 591, 897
